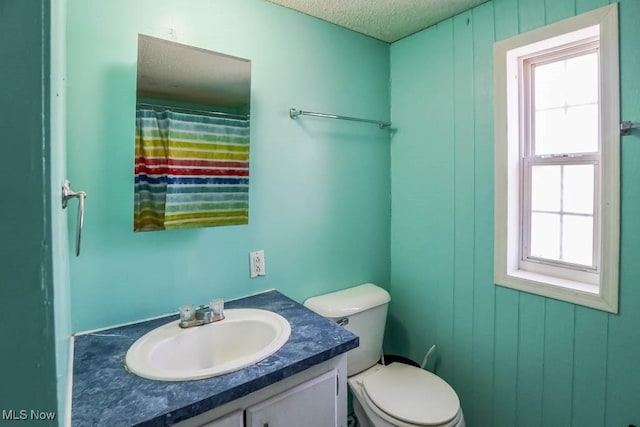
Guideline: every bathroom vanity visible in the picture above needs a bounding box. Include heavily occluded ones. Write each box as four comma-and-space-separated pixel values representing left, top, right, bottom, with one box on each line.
71, 290, 358, 426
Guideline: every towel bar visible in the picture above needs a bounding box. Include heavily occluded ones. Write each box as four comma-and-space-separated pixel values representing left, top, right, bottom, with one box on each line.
289, 108, 391, 129
621, 121, 640, 136
62, 180, 87, 256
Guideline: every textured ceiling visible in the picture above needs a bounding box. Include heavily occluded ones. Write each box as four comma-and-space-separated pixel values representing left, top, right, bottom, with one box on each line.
266, 0, 489, 43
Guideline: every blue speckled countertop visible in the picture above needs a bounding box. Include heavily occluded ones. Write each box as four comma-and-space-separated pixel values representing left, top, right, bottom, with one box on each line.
71, 290, 358, 427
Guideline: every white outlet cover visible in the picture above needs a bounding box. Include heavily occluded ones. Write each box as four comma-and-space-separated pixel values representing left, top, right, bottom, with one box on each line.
250, 250, 265, 278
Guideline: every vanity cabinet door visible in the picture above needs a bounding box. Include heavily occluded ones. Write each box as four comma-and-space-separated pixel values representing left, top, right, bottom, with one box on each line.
245, 370, 337, 427
200, 410, 243, 427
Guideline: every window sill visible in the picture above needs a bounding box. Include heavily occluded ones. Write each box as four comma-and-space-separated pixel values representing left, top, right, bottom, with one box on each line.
495, 269, 616, 313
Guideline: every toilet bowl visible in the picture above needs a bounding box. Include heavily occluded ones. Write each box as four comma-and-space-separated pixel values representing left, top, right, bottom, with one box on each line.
304, 283, 465, 427
348, 363, 464, 427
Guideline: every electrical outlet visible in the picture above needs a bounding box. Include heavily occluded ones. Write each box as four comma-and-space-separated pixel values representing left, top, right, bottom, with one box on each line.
249, 250, 265, 278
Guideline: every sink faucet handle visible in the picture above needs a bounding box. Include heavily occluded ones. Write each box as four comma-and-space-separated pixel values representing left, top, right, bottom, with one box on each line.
210, 298, 224, 318
179, 304, 196, 323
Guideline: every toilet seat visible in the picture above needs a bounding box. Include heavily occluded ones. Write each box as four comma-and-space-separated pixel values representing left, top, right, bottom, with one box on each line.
354, 363, 461, 427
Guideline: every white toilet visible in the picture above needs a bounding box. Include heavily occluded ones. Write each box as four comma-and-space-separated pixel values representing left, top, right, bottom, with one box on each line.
304, 283, 465, 427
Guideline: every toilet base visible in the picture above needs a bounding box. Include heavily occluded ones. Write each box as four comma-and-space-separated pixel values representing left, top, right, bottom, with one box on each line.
352, 395, 378, 427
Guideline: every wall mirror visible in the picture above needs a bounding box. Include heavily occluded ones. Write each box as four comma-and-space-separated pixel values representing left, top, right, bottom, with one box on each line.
134, 34, 251, 232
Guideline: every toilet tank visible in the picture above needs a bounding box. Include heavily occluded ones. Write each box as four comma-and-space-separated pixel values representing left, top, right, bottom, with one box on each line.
304, 283, 390, 376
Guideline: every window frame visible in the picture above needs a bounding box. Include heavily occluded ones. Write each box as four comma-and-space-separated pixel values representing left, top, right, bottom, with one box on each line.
521, 42, 601, 277
494, 4, 619, 313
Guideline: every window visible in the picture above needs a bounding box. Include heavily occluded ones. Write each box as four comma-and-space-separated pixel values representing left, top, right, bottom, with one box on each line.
494, 4, 619, 312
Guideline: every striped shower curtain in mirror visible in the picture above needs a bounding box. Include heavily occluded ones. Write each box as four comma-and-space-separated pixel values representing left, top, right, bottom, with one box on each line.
134, 109, 250, 231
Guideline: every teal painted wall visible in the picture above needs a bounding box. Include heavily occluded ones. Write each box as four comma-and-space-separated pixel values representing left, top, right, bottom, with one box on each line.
66, 0, 391, 332
390, 0, 640, 426
0, 0, 58, 423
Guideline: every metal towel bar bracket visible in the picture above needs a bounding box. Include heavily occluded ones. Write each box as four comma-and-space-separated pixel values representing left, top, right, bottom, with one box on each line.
620, 121, 640, 136
289, 108, 391, 129
62, 180, 87, 256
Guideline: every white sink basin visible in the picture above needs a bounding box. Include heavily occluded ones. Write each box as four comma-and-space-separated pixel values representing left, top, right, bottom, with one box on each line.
125, 308, 291, 381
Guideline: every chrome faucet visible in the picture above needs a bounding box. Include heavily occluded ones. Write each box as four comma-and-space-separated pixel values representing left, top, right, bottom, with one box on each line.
179, 299, 224, 329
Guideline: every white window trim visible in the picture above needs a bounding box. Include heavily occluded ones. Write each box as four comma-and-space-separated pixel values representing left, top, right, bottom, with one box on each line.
494, 4, 619, 313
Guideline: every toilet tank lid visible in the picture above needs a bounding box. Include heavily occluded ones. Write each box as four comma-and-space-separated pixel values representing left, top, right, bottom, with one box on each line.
304, 283, 390, 318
